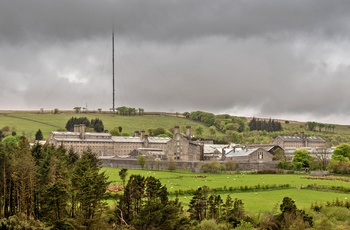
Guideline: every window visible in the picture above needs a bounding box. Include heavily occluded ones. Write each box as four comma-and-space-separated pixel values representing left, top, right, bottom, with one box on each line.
258, 152, 263, 160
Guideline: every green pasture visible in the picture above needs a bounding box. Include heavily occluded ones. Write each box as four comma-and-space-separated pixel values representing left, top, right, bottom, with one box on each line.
0, 111, 217, 140
103, 167, 350, 213
174, 189, 350, 214
104, 167, 350, 190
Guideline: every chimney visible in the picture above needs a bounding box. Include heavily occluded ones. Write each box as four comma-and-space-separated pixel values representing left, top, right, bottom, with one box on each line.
74, 125, 79, 133
144, 135, 149, 147
134, 131, 140, 137
186, 126, 191, 138
79, 124, 85, 139
174, 126, 179, 135
221, 148, 226, 161
140, 130, 145, 139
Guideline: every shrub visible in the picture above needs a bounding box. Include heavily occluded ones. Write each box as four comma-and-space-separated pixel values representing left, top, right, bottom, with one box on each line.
201, 160, 222, 174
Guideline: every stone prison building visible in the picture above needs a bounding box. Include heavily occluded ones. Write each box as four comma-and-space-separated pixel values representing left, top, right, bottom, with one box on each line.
48, 124, 203, 161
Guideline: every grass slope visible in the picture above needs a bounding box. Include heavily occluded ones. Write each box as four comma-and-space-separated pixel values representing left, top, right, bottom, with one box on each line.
0, 111, 220, 140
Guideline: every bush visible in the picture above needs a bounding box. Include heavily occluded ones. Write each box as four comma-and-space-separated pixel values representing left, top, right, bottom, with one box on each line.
201, 160, 222, 173
329, 161, 350, 174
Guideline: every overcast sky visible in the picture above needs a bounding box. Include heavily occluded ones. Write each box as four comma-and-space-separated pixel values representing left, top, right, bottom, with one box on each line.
1, 0, 350, 124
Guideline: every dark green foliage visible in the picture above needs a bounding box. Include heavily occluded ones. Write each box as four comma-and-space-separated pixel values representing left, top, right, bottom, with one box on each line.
119, 174, 146, 223
208, 194, 223, 220
116, 106, 144, 116
90, 118, 104, 132
117, 174, 183, 229
119, 168, 128, 188
65, 117, 104, 132
248, 117, 282, 132
305, 121, 336, 133
35, 129, 43, 140
132, 199, 184, 230
65, 117, 90, 131
70, 150, 110, 229
188, 186, 210, 221
277, 197, 313, 229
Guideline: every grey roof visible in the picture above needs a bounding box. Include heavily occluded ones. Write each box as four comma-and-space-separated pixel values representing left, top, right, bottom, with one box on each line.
111, 136, 170, 143
54, 137, 113, 143
306, 136, 325, 142
147, 137, 171, 143
203, 144, 228, 153
112, 136, 144, 143
279, 136, 325, 142
226, 149, 256, 157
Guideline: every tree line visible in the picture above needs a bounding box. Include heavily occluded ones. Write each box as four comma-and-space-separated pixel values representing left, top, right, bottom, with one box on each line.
116, 106, 145, 116
0, 138, 109, 229
305, 121, 336, 133
248, 117, 282, 132
65, 117, 105, 132
184, 111, 247, 133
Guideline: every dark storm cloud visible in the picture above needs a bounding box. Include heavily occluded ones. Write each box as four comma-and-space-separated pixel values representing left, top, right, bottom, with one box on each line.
2, 0, 350, 43
1, 0, 350, 124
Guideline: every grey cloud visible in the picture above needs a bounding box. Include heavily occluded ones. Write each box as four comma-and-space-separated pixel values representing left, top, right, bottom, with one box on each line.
2, 0, 350, 44
1, 1, 350, 124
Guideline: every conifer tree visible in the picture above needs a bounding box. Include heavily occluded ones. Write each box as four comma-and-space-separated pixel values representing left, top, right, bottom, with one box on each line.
35, 129, 43, 140
70, 149, 110, 229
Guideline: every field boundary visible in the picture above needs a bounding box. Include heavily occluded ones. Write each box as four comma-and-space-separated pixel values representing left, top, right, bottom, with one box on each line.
1, 114, 61, 129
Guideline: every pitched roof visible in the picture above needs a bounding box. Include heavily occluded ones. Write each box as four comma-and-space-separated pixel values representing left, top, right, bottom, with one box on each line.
278, 136, 325, 142
111, 136, 170, 143
225, 149, 256, 157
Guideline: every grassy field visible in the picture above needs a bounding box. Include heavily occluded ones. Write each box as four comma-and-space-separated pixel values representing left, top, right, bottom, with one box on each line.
103, 167, 350, 213
2, 110, 350, 141
0, 111, 219, 140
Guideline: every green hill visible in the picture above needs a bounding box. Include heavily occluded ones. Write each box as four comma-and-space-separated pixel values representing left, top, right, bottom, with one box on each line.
0, 111, 221, 141
1, 110, 350, 146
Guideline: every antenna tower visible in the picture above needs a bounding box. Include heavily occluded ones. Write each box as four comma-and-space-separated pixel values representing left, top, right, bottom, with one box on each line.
112, 31, 115, 113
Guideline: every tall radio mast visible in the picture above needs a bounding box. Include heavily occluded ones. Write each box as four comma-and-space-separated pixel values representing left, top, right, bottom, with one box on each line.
112, 31, 115, 113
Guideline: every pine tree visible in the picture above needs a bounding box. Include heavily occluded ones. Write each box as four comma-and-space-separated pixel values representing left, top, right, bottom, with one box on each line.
188, 186, 210, 221
35, 129, 43, 140
71, 150, 110, 229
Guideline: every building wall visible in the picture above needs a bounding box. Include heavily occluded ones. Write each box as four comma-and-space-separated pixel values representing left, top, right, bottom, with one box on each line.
49, 125, 203, 160
307, 141, 325, 148
227, 148, 273, 163
99, 158, 278, 171
165, 132, 202, 161
273, 136, 325, 148
248, 149, 273, 163
113, 142, 144, 156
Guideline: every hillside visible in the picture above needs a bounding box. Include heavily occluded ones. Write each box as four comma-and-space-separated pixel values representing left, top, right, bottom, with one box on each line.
0, 111, 221, 141
1, 110, 350, 146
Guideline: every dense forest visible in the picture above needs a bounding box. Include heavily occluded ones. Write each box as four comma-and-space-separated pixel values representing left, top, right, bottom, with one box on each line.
0, 137, 110, 229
